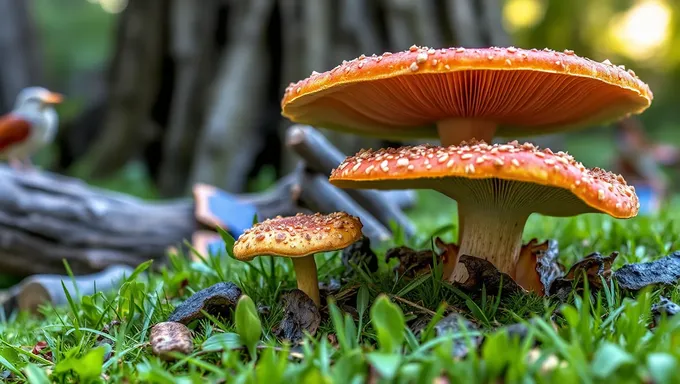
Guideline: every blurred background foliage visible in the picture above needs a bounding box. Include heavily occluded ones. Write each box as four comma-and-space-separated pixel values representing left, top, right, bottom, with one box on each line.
22, 0, 680, 197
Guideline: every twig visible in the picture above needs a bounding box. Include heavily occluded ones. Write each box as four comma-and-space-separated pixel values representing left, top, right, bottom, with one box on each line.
389, 294, 437, 317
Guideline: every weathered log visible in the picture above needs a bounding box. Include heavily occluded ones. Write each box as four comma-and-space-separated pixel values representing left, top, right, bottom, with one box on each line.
286, 125, 417, 237
0, 156, 411, 276
0, 165, 195, 276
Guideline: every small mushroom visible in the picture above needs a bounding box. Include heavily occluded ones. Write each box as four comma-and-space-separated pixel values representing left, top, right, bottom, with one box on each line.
330, 141, 638, 285
233, 212, 363, 306
282, 46, 652, 146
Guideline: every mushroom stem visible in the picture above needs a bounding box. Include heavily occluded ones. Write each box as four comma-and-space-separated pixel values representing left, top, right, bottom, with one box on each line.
291, 256, 320, 306
448, 206, 529, 282
436, 118, 497, 146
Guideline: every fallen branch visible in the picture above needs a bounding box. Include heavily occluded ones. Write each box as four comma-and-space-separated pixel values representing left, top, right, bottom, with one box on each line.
286, 125, 417, 237
298, 165, 393, 243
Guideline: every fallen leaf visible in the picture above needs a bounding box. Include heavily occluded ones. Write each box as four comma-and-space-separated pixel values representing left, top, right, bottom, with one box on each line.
342, 237, 379, 277
548, 251, 618, 300
385, 245, 441, 278
453, 255, 525, 296
31, 341, 52, 362
275, 289, 321, 343
514, 239, 564, 295
434, 312, 482, 359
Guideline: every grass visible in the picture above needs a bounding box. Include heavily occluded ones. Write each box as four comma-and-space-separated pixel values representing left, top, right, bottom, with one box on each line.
1, 189, 680, 383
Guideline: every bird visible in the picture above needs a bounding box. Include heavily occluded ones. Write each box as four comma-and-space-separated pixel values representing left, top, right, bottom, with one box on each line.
0, 86, 63, 170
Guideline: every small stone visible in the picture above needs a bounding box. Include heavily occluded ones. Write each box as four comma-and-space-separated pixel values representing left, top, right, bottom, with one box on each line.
150, 322, 193, 360
435, 312, 481, 359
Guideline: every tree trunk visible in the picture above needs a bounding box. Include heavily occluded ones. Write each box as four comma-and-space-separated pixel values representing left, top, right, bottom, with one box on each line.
157, 0, 221, 197
189, 0, 275, 193
68, 0, 530, 195
79, 0, 167, 179
0, 0, 42, 112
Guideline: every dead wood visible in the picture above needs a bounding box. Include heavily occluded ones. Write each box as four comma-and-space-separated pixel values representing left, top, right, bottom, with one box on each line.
298, 166, 393, 242
0, 165, 195, 276
286, 125, 417, 237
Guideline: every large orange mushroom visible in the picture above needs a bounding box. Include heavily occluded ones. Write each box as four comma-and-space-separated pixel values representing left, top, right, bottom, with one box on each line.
281, 46, 652, 146
329, 140, 639, 283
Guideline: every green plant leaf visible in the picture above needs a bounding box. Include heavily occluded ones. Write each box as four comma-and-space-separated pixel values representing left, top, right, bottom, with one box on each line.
646, 353, 676, 384
202, 333, 242, 352
24, 364, 50, 384
328, 299, 351, 352
0, 347, 24, 380
366, 352, 402, 381
370, 295, 405, 354
235, 295, 262, 360
591, 342, 634, 378
356, 285, 369, 318
217, 226, 236, 259
54, 346, 106, 381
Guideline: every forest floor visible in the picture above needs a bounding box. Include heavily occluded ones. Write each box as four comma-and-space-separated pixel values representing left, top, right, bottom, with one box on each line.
1, 188, 680, 383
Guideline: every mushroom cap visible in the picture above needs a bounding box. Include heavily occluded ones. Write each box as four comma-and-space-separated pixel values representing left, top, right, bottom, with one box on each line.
233, 212, 363, 261
329, 140, 639, 218
282, 46, 652, 140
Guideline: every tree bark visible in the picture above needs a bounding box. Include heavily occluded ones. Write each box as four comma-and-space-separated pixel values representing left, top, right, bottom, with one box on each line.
0, 0, 42, 112
79, 0, 167, 178
157, 0, 221, 197
189, 0, 275, 193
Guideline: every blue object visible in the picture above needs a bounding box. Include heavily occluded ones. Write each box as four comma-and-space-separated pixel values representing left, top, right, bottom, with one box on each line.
633, 183, 660, 215
206, 190, 258, 238
206, 236, 227, 255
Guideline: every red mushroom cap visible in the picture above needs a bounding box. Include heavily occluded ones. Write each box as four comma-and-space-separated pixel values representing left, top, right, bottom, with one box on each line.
282, 46, 652, 140
329, 140, 639, 218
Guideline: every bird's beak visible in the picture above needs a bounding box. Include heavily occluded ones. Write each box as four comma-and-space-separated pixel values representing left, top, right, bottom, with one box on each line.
40, 92, 63, 104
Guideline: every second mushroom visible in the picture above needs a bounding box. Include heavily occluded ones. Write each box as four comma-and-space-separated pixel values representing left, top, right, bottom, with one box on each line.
232, 212, 363, 306
329, 140, 639, 286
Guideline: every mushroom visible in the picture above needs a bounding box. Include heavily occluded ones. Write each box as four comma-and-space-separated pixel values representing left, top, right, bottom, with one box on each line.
329, 140, 639, 284
281, 46, 652, 146
232, 212, 363, 306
